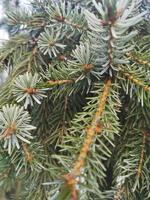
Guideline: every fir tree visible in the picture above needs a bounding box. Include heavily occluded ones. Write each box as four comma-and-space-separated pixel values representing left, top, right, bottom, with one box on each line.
0, 0, 150, 200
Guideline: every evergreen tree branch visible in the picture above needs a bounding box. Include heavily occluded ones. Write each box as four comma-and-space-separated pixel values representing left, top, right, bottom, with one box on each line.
7, 10, 47, 30
137, 129, 147, 178
46, 80, 74, 86
113, 98, 150, 199
54, 15, 88, 32
27, 47, 38, 72
63, 78, 112, 197
22, 143, 33, 163
126, 52, 150, 68
46, 0, 87, 32
0, 0, 149, 199
121, 70, 150, 92
36, 80, 74, 90
72, 79, 112, 176
137, 143, 145, 176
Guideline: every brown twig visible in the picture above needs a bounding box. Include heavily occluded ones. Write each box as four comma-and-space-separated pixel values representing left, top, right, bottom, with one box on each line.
137, 130, 146, 178
47, 79, 74, 86
126, 53, 150, 68
122, 71, 150, 92
22, 143, 33, 163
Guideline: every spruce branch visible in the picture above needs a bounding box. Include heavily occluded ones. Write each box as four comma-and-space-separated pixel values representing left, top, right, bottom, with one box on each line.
27, 47, 38, 72
46, 80, 74, 86
22, 142, 33, 163
36, 78, 74, 89
63, 78, 112, 197
126, 52, 150, 68
46, 0, 87, 32
7, 10, 47, 30
53, 12, 87, 31
0, 0, 149, 199
113, 99, 150, 199
10, 142, 46, 176
122, 71, 150, 92
85, 0, 145, 76
63, 18, 87, 32
137, 132, 145, 179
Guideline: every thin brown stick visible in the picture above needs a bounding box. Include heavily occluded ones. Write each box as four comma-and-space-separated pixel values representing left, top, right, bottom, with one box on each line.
22, 143, 33, 163
126, 53, 150, 68
137, 131, 146, 178
47, 79, 74, 86
122, 71, 150, 92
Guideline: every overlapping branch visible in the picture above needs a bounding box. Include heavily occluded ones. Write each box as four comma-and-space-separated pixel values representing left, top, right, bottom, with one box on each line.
63, 78, 112, 198
22, 143, 33, 163
121, 71, 150, 92
55, 15, 88, 31
126, 53, 150, 68
137, 129, 148, 178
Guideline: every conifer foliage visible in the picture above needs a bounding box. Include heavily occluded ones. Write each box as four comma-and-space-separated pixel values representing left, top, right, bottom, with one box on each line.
0, 0, 150, 199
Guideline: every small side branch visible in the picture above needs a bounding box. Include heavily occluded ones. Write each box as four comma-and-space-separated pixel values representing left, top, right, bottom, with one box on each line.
137, 130, 146, 178
64, 19, 87, 31
37, 79, 74, 89
126, 53, 150, 68
22, 143, 33, 163
47, 80, 74, 86
122, 71, 150, 92
108, 26, 114, 68
54, 15, 87, 31
27, 47, 38, 72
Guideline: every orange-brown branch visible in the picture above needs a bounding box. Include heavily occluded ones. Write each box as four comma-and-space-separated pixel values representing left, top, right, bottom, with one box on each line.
64, 19, 87, 31
47, 79, 74, 86
22, 143, 33, 163
72, 79, 112, 175
64, 78, 112, 198
126, 53, 150, 68
123, 72, 150, 92
137, 131, 146, 178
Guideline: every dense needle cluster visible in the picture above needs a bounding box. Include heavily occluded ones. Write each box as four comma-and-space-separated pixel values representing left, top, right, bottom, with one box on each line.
0, 0, 150, 200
